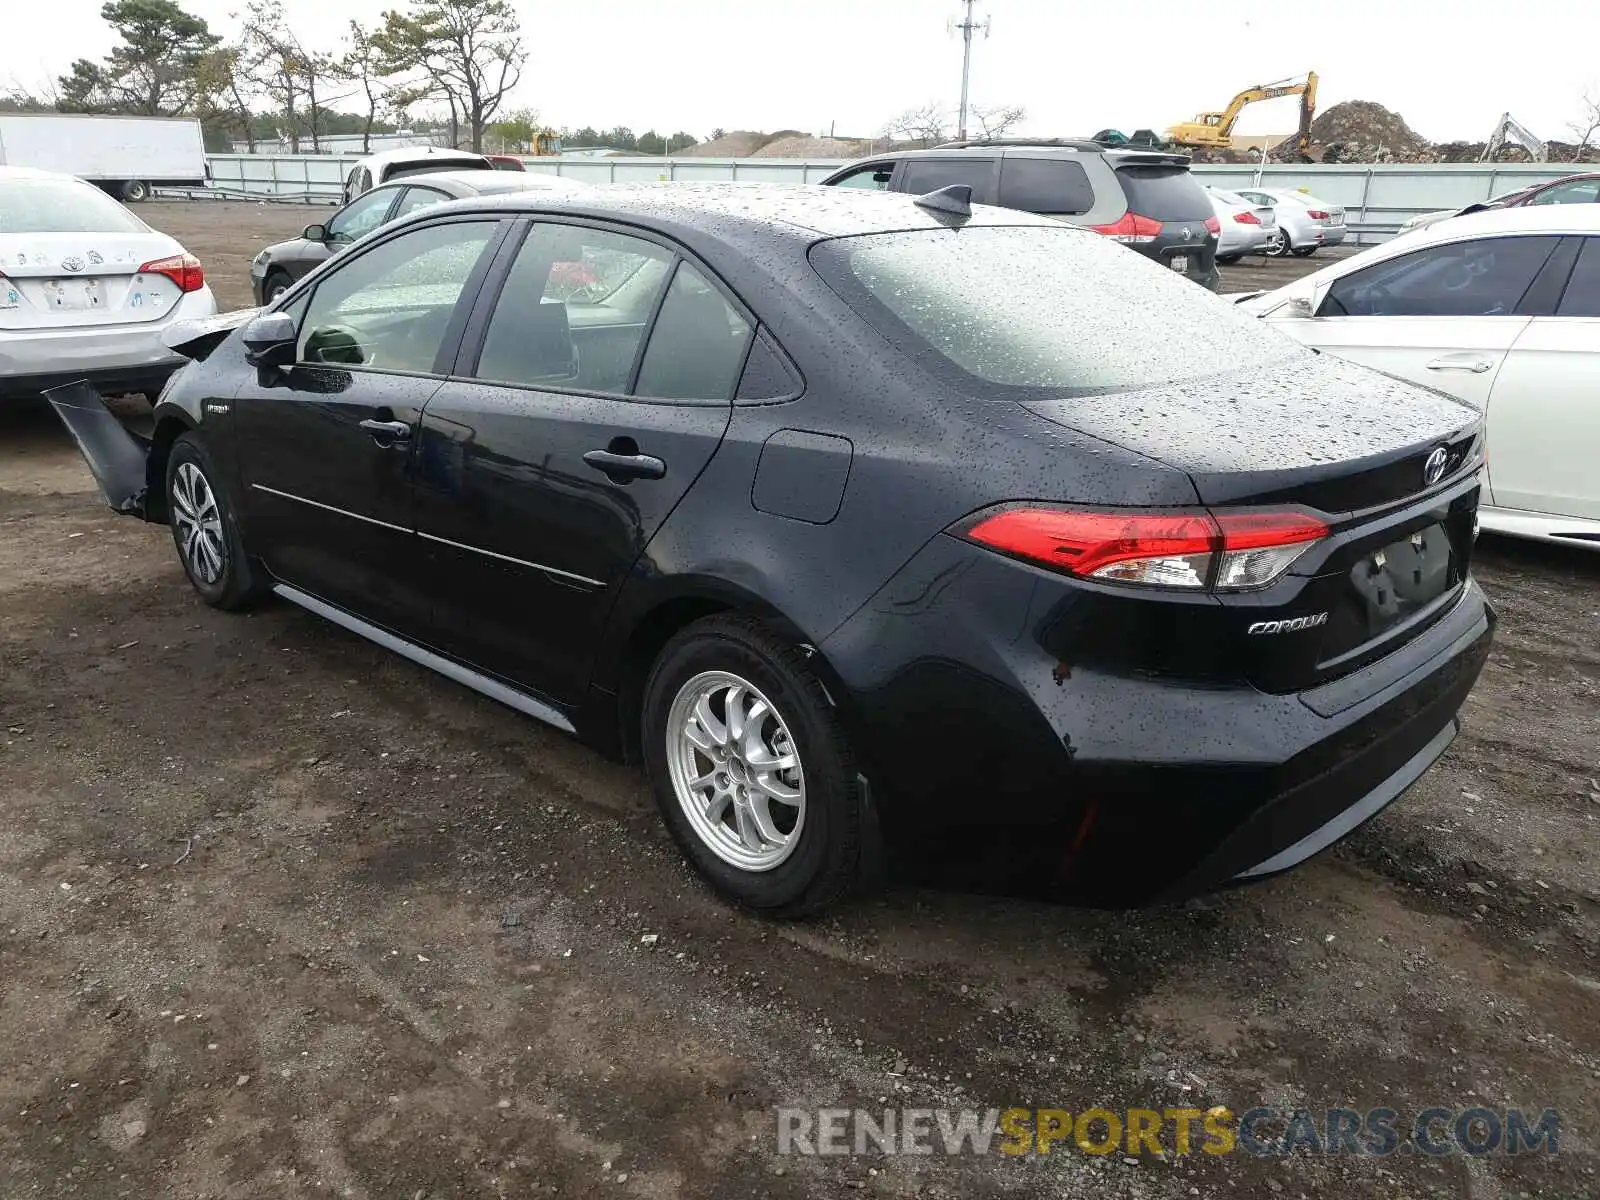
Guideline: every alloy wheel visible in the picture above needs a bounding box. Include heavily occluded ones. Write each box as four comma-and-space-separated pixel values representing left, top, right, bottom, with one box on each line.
665, 670, 806, 871
171, 461, 227, 585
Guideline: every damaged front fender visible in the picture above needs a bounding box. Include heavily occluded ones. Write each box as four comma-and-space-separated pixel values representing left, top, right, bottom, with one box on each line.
42, 381, 154, 518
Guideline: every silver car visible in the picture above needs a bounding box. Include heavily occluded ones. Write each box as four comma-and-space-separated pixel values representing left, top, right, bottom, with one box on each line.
1206, 187, 1275, 262
0, 166, 218, 401
1233, 187, 1348, 257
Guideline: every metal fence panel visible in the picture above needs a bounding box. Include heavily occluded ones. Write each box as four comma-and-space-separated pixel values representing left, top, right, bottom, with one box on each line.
192, 155, 1594, 241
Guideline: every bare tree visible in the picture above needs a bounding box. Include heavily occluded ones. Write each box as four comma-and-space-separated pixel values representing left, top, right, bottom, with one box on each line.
971, 104, 1026, 140
237, 0, 353, 153
882, 103, 948, 149
343, 21, 393, 153
375, 0, 525, 152
1568, 89, 1600, 162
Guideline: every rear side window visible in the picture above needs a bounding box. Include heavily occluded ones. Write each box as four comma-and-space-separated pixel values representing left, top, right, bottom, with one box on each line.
811, 225, 1296, 397
1557, 238, 1600, 317
900, 158, 994, 197
1321, 236, 1559, 318
997, 158, 1094, 215
1117, 167, 1212, 220
737, 333, 802, 400
633, 263, 754, 402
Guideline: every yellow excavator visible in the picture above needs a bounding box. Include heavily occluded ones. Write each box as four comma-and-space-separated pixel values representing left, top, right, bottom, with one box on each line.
1165, 72, 1318, 156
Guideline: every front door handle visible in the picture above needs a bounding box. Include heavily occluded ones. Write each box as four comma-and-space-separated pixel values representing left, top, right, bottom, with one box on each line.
1426, 355, 1493, 374
359, 418, 412, 442
583, 448, 666, 482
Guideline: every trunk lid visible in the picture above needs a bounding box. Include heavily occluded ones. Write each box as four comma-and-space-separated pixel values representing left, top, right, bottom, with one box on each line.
0, 233, 188, 330
1022, 355, 1484, 690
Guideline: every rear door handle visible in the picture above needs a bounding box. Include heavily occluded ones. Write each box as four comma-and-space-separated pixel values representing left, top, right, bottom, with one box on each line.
359, 418, 412, 441
583, 449, 666, 481
1426, 355, 1493, 374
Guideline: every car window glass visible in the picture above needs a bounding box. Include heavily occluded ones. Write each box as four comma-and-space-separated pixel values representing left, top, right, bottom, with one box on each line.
326, 189, 395, 244
736, 332, 801, 401
475, 223, 673, 393
298, 220, 496, 372
1321, 236, 1559, 318
634, 262, 754, 402
1529, 179, 1600, 205
393, 186, 450, 218
1556, 238, 1600, 317
900, 159, 993, 196
997, 158, 1094, 215
831, 164, 894, 190
1115, 167, 1212, 220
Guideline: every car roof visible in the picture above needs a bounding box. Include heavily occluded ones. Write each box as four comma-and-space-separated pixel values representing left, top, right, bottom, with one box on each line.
430, 180, 1066, 243
1408, 201, 1600, 240
0, 165, 90, 182
834, 142, 1188, 168
357, 146, 488, 169
367, 169, 586, 197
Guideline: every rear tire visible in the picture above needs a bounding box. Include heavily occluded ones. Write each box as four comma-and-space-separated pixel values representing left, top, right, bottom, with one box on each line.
1291, 246, 1318, 258
165, 432, 266, 611
642, 615, 864, 917
1265, 229, 1291, 257
119, 179, 150, 202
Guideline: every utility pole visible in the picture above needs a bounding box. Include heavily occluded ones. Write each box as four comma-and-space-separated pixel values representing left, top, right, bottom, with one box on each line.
952, 0, 989, 141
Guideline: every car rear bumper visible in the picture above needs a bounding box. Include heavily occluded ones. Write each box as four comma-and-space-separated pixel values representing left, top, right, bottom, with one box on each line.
820, 536, 1494, 906
0, 288, 216, 399
1318, 224, 1349, 246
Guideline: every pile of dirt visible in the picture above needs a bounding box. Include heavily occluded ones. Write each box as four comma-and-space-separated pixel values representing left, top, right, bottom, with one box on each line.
677, 130, 775, 158
1275, 100, 1432, 163
751, 135, 865, 159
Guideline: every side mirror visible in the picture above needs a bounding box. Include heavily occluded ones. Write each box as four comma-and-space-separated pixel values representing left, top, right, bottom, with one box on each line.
1283, 295, 1316, 319
242, 312, 298, 367
302, 223, 328, 243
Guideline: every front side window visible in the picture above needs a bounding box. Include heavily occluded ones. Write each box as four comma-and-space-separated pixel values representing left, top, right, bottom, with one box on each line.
326, 189, 396, 244
1321, 236, 1559, 318
634, 263, 753, 401
298, 220, 497, 373
812, 225, 1298, 396
831, 164, 894, 190
475, 223, 673, 392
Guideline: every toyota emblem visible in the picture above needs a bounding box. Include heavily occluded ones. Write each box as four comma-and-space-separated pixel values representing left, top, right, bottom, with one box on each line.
61, 256, 85, 273
1180, 227, 1192, 239
1423, 446, 1449, 486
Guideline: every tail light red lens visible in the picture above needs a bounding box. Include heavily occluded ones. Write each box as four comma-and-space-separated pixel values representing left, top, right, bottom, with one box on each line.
1087, 212, 1163, 244
956, 506, 1328, 592
1233, 210, 1261, 225
1203, 215, 1221, 235
1305, 209, 1330, 220
138, 252, 205, 293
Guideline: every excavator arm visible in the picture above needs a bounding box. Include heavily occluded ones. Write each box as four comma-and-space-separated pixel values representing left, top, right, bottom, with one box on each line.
1167, 72, 1318, 153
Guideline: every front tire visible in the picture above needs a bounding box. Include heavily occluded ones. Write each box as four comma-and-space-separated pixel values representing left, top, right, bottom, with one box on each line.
642, 615, 864, 916
119, 179, 150, 202
1265, 228, 1291, 257
166, 433, 265, 610
264, 269, 293, 303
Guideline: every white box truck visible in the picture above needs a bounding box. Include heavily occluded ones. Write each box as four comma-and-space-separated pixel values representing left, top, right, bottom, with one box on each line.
0, 113, 207, 202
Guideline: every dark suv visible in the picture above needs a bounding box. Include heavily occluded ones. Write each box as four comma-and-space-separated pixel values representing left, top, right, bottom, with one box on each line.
821, 139, 1221, 289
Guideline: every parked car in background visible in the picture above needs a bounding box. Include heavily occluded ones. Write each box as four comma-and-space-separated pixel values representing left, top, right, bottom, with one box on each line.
0, 166, 216, 400
49, 183, 1491, 916
1207, 186, 1274, 263
1233, 187, 1347, 257
488, 155, 527, 171
821, 140, 1222, 289
251, 170, 588, 303
1399, 172, 1600, 235
342, 146, 495, 202
1238, 205, 1600, 549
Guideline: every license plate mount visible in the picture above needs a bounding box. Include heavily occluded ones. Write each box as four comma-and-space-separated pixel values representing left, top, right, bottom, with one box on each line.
45, 278, 104, 311
1169, 255, 1188, 273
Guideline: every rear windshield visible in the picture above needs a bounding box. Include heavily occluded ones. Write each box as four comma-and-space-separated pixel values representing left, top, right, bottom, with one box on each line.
384, 159, 492, 183
811, 225, 1298, 397
1116, 166, 1212, 221
0, 178, 146, 234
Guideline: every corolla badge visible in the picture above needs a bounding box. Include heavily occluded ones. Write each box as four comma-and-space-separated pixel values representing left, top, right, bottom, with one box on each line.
1248, 613, 1328, 635
61, 256, 86, 272
1423, 446, 1450, 486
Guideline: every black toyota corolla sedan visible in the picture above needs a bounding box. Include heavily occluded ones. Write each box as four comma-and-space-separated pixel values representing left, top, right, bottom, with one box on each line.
48, 182, 1493, 915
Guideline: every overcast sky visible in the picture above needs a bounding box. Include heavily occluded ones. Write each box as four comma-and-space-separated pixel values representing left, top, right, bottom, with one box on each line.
3, 0, 1595, 145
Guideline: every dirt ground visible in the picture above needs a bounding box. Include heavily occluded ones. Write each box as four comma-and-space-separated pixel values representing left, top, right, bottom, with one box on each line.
1, 203, 1596, 1199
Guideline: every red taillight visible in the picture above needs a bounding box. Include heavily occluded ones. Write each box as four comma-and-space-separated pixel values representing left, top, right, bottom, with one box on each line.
1203, 215, 1221, 235
137, 252, 205, 294
1305, 209, 1329, 221
957, 506, 1329, 592
1087, 212, 1163, 244
1233, 210, 1261, 225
